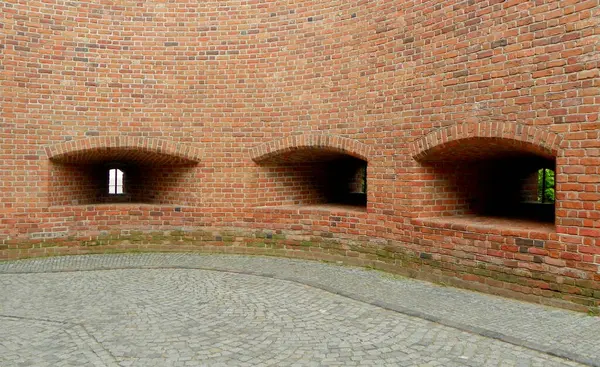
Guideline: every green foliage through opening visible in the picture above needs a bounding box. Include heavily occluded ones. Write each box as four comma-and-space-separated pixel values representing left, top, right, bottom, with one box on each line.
537, 168, 555, 203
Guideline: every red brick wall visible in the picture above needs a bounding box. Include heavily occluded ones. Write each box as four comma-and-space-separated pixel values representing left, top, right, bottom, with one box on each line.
1, 0, 599, 311
256, 162, 330, 207
49, 163, 101, 206
417, 155, 556, 220
522, 170, 540, 203
254, 157, 366, 207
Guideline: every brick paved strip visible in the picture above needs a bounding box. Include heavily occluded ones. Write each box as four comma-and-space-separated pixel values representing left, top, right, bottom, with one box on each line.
1, 253, 598, 366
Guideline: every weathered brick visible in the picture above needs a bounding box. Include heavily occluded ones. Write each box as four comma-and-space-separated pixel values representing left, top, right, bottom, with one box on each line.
0, 0, 598, 313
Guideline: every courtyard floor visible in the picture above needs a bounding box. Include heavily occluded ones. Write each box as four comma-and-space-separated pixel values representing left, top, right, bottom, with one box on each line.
0, 253, 598, 367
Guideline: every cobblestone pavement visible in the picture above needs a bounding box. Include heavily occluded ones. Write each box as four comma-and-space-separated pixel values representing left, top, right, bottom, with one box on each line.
0, 254, 597, 367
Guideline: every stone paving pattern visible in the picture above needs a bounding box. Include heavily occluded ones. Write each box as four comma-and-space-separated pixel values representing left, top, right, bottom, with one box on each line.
0, 253, 598, 367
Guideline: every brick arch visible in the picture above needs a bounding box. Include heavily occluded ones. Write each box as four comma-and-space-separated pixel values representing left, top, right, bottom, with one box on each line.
250, 134, 372, 163
46, 136, 202, 165
411, 122, 562, 161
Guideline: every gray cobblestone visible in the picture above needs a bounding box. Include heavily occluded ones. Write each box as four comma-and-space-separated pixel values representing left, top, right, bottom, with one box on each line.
0, 254, 596, 366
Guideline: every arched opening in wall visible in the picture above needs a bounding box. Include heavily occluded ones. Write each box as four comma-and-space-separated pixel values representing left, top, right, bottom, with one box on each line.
48, 148, 199, 206
416, 137, 556, 227
255, 149, 368, 210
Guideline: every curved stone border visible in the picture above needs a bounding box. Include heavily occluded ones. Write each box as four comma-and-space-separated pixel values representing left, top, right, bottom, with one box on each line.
250, 134, 372, 162
1, 253, 596, 367
410, 121, 562, 161
45, 136, 202, 164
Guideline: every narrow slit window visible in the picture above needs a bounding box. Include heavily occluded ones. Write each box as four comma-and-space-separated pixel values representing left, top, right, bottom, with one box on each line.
537, 168, 555, 203
108, 168, 124, 195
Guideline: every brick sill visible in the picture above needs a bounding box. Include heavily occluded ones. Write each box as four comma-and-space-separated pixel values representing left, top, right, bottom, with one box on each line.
412, 215, 556, 239
254, 203, 367, 215
48, 203, 190, 211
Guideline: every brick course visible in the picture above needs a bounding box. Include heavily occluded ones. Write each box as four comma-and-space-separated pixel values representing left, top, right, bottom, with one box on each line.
1, 0, 599, 311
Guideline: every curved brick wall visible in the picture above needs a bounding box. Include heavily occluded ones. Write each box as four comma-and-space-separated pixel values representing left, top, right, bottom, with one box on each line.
1, 0, 599, 311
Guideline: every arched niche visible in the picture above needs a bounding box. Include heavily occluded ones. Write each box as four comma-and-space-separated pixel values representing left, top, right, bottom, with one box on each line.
46, 137, 201, 206
251, 135, 370, 210
411, 123, 560, 226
